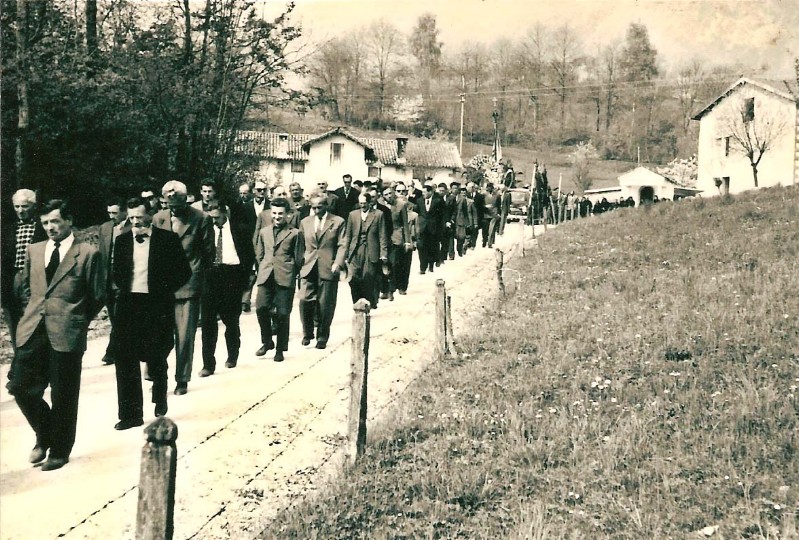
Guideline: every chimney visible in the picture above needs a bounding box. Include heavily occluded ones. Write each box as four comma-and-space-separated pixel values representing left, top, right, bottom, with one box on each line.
396, 137, 408, 160
277, 133, 290, 159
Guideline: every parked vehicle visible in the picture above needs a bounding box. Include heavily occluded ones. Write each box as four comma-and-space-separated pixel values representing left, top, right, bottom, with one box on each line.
507, 188, 530, 222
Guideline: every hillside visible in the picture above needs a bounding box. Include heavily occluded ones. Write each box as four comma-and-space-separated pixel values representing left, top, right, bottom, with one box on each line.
261, 186, 799, 539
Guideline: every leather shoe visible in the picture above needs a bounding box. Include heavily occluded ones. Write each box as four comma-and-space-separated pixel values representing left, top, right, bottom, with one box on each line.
419, 270, 426, 275
41, 456, 69, 472
115, 418, 144, 430
398, 289, 406, 295
174, 383, 187, 396
255, 343, 275, 356
155, 401, 168, 417
301, 337, 312, 346
315, 340, 327, 350
379, 292, 389, 299
388, 292, 394, 301
199, 368, 214, 377
101, 355, 115, 365
273, 350, 285, 362
29, 445, 47, 464
225, 359, 237, 368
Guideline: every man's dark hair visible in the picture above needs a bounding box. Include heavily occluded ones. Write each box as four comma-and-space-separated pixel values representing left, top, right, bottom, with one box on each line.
437, 182, 447, 189
200, 179, 218, 190
343, 174, 353, 180
126, 196, 151, 213
450, 181, 461, 188
206, 201, 226, 214
40, 199, 73, 220
360, 192, 372, 204
106, 196, 125, 208
270, 197, 290, 210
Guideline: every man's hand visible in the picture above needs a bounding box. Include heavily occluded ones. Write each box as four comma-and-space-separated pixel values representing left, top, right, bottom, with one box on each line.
404, 242, 412, 253
331, 263, 340, 274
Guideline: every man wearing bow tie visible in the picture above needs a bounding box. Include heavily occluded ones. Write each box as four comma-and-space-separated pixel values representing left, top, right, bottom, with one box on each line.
296, 194, 346, 349
254, 198, 301, 362
152, 181, 214, 395
111, 198, 191, 430
7, 200, 104, 471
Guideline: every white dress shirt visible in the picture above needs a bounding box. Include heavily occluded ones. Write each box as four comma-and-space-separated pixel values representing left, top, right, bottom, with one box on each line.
253, 198, 266, 216
315, 213, 327, 234
216, 221, 241, 265
44, 233, 75, 267
131, 228, 152, 293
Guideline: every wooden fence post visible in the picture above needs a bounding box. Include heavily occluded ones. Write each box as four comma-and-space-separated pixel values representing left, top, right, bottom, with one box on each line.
495, 249, 506, 295
347, 299, 371, 466
137, 417, 178, 540
435, 279, 449, 357
445, 294, 455, 351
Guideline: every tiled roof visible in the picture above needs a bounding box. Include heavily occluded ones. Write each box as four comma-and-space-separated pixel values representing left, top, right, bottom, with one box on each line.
235, 128, 463, 169
692, 77, 799, 120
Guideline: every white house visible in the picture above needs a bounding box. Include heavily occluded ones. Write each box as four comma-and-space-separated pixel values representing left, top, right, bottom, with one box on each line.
692, 77, 798, 196
234, 127, 463, 192
583, 166, 700, 206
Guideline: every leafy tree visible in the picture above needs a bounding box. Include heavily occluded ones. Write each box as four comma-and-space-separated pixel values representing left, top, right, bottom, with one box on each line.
569, 141, 598, 193
657, 154, 698, 187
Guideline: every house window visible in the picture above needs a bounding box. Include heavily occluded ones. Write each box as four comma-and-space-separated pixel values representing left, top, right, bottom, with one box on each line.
330, 143, 343, 164
368, 166, 381, 178
743, 98, 755, 122
724, 136, 731, 157
291, 161, 305, 173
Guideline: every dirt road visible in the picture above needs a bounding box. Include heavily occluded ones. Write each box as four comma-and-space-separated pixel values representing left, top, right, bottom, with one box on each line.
0, 223, 537, 540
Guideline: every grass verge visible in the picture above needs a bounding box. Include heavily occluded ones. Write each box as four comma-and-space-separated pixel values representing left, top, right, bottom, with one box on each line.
270, 187, 797, 538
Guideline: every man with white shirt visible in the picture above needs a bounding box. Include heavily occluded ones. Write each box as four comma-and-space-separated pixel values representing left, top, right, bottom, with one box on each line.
112, 198, 191, 430
297, 194, 346, 349
199, 203, 255, 375
7, 200, 104, 471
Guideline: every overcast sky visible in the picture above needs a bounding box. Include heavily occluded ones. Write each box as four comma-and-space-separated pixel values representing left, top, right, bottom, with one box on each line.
263, 0, 798, 78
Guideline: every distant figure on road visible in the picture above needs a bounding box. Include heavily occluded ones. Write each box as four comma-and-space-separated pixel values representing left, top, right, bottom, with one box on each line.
297, 194, 346, 350
254, 199, 301, 362
112, 198, 190, 430
8, 199, 104, 471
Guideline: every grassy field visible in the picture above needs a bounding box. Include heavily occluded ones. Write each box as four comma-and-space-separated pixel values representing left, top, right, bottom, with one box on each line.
261, 186, 799, 539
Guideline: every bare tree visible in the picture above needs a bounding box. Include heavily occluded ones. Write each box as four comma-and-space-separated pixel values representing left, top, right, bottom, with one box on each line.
549, 24, 580, 141
601, 42, 620, 131
720, 94, 787, 188
522, 24, 547, 134
366, 19, 404, 121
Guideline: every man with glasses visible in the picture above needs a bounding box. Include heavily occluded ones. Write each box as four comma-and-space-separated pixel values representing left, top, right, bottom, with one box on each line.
296, 195, 346, 349
140, 187, 161, 216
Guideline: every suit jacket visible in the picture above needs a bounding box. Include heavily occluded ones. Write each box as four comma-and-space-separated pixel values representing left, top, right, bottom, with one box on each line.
325, 192, 344, 218
255, 225, 301, 288
16, 240, 103, 352
112, 228, 191, 314
453, 197, 478, 239
1, 217, 47, 307
233, 200, 257, 242
297, 214, 346, 281
97, 219, 131, 291
415, 196, 445, 236
470, 192, 486, 221
388, 201, 412, 246
345, 209, 388, 266
252, 208, 273, 248
288, 199, 311, 229
482, 192, 500, 219
152, 206, 214, 299
333, 186, 360, 217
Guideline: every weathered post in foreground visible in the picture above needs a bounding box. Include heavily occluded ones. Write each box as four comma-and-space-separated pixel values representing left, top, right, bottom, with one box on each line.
495, 249, 506, 295
347, 299, 371, 466
137, 417, 178, 540
518, 218, 525, 258
445, 294, 455, 351
435, 279, 449, 357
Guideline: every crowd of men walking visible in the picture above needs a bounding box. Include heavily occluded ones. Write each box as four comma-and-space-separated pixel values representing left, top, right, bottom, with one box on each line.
1, 175, 512, 471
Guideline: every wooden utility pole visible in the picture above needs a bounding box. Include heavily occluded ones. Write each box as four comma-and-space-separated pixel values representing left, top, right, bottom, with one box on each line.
347, 299, 371, 466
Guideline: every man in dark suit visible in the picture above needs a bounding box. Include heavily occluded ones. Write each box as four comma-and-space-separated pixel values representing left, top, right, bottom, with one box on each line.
296, 194, 346, 349
334, 174, 360, 217
414, 181, 445, 274
254, 199, 301, 362
438, 182, 457, 264
382, 185, 412, 299
481, 183, 500, 248
344, 192, 388, 309
2, 189, 47, 350
111, 198, 191, 430
287, 181, 311, 228
199, 202, 255, 376
97, 198, 131, 366
7, 200, 103, 471
466, 181, 484, 250
236, 182, 258, 313
152, 180, 214, 395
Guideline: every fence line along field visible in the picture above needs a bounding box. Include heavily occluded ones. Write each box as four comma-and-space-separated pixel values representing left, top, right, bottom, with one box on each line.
262, 185, 799, 539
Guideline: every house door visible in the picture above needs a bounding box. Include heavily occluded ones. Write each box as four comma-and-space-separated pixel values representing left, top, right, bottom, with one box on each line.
640, 186, 655, 204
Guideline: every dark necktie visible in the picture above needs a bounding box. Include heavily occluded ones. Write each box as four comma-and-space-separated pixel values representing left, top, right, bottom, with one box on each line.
135, 233, 149, 244
46, 241, 61, 285
215, 226, 224, 263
